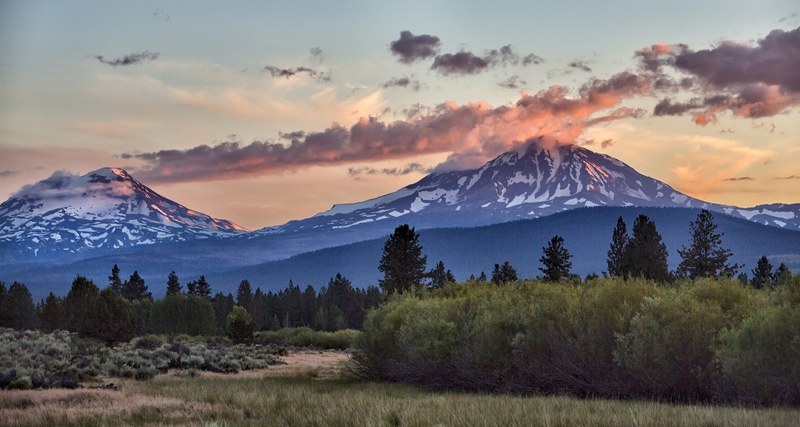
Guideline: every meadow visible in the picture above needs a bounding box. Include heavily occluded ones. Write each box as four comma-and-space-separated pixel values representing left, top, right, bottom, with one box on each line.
2, 353, 800, 427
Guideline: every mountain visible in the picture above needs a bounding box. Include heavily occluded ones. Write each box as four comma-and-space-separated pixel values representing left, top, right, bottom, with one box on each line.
253, 142, 800, 235
0, 167, 247, 258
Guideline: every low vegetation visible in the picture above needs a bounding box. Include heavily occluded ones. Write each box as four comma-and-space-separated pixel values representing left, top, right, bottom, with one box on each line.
2, 358, 799, 426
353, 276, 800, 406
0, 329, 282, 390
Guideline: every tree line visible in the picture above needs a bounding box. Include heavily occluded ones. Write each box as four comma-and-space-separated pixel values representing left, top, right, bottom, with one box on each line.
0, 270, 381, 344
375, 209, 794, 292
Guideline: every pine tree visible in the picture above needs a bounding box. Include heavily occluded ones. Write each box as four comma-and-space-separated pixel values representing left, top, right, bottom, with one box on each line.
0, 283, 13, 327
64, 276, 100, 336
122, 271, 152, 301
7, 282, 38, 330
607, 217, 629, 277
751, 256, 773, 289
677, 209, 737, 279
491, 261, 518, 284
378, 224, 427, 293
625, 215, 669, 281
227, 306, 255, 343
539, 235, 573, 282
109, 264, 123, 295
39, 292, 64, 332
774, 263, 793, 287
194, 276, 212, 298
236, 279, 254, 311
427, 260, 455, 289
478, 271, 488, 282
166, 271, 182, 295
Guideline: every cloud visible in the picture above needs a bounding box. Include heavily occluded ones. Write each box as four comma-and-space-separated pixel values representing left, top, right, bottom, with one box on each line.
431, 45, 542, 76
639, 26, 800, 121
127, 70, 650, 183
723, 176, 755, 181
263, 65, 331, 81
498, 75, 526, 90
568, 60, 592, 73
0, 169, 20, 178
309, 47, 325, 63
390, 31, 441, 64
382, 76, 424, 91
776, 174, 800, 180
95, 51, 160, 66
348, 162, 432, 178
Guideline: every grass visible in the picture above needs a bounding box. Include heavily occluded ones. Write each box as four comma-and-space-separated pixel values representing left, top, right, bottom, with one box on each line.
1, 353, 799, 426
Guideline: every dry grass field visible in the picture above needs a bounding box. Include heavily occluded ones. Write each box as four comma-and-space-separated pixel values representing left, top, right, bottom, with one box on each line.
1, 349, 798, 426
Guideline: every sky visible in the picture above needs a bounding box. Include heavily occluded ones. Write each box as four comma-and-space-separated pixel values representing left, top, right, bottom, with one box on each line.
1, 1, 799, 230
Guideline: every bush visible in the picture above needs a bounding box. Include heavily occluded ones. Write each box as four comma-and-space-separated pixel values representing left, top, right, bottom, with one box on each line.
254, 327, 359, 350
133, 334, 166, 350
716, 305, 800, 405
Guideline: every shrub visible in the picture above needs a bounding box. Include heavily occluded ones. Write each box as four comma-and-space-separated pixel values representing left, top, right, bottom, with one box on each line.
133, 334, 166, 350
716, 305, 800, 405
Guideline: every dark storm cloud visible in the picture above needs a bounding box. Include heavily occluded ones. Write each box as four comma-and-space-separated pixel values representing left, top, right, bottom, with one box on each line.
95, 51, 160, 66
347, 162, 432, 178
382, 76, 424, 91
431, 45, 542, 76
390, 31, 442, 64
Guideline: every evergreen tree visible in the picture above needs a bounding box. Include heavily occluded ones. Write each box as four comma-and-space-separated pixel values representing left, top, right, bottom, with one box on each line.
7, 282, 38, 330
0, 283, 13, 327
751, 256, 773, 289
625, 215, 669, 281
236, 279, 254, 312
211, 292, 235, 334
166, 271, 182, 295
92, 288, 135, 344
39, 292, 65, 332
774, 263, 793, 287
607, 217, 629, 277
64, 276, 100, 336
427, 260, 455, 289
301, 285, 317, 327
227, 306, 255, 343
108, 264, 123, 295
121, 271, 152, 301
491, 261, 518, 284
378, 224, 427, 293
478, 271, 488, 282
539, 235, 573, 282
187, 276, 211, 298
677, 209, 737, 279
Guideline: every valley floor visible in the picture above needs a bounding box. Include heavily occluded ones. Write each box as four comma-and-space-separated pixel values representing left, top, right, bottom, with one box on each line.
1, 349, 798, 426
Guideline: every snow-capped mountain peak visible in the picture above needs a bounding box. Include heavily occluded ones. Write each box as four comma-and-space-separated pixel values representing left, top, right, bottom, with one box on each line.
0, 167, 247, 256
263, 141, 799, 234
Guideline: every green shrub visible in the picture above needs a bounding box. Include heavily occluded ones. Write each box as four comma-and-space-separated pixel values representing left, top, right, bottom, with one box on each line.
254, 327, 359, 350
133, 334, 166, 350
716, 305, 800, 405
8, 376, 33, 390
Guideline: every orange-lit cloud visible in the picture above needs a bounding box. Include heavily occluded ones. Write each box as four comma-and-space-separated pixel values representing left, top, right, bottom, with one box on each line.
127, 71, 650, 183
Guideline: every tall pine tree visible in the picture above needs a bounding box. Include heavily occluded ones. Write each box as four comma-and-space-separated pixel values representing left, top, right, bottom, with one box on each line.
166, 271, 182, 295
427, 260, 455, 289
108, 264, 123, 295
677, 209, 737, 279
121, 271, 152, 301
607, 217, 629, 277
751, 255, 773, 289
539, 235, 573, 282
491, 261, 518, 284
378, 224, 427, 293
236, 279, 254, 312
626, 215, 669, 281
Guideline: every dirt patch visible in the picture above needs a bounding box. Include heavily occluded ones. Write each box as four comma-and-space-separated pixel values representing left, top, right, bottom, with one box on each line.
265, 349, 351, 379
